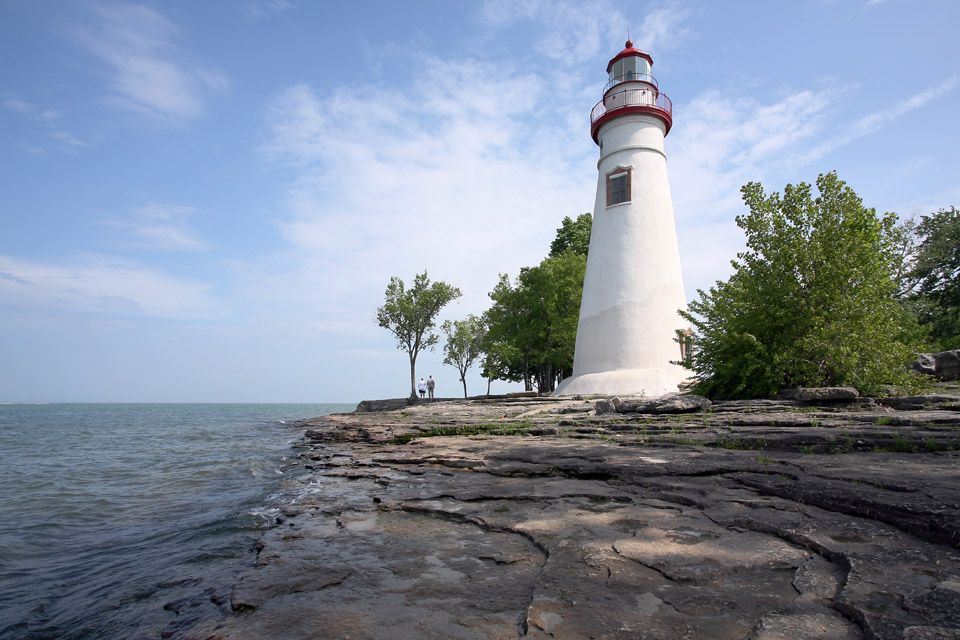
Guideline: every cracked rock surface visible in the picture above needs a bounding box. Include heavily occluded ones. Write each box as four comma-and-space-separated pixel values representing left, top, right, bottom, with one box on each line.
206, 391, 960, 640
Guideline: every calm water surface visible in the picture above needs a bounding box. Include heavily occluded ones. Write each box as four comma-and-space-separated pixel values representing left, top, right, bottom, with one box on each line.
0, 403, 353, 639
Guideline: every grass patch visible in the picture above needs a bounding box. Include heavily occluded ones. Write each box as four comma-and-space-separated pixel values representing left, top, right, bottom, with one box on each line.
711, 439, 767, 451
396, 419, 534, 443
874, 436, 917, 453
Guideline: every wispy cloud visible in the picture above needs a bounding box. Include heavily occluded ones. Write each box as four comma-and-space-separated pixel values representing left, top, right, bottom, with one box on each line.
668, 74, 956, 295
667, 87, 835, 292
4, 97, 86, 153
2, 98, 58, 120
671, 87, 835, 222
69, 2, 227, 120
245, 0, 295, 20
0, 253, 222, 319
634, 7, 691, 53
103, 203, 209, 251
479, 0, 688, 64
47, 130, 87, 151
258, 51, 598, 330
797, 76, 958, 165
249, 2, 700, 334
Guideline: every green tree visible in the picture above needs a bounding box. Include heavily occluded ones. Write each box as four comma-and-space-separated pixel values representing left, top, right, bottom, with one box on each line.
479, 345, 514, 395
377, 271, 462, 398
549, 213, 592, 257
681, 172, 923, 398
909, 206, 960, 350
483, 274, 532, 389
484, 251, 586, 392
441, 314, 486, 398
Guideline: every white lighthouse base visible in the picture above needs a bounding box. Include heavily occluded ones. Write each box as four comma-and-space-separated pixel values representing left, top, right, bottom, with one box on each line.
554, 367, 687, 398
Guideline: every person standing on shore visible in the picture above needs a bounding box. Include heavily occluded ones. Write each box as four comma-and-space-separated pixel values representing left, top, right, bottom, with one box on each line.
418, 378, 427, 399
427, 376, 435, 400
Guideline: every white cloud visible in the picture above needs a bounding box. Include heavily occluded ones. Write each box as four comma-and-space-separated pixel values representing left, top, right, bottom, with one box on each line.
796, 76, 958, 165
103, 203, 210, 251
257, 51, 599, 336
668, 74, 957, 299
4, 97, 84, 153
670, 87, 834, 224
0, 254, 222, 319
668, 87, 834, 296
634, 7, 691, 54
47, 130, 87, 150
245, 0, 295, 20
3, 98, 36, 114
69, 2, 227, 120
249, 3, 700, 339
479, 0, 688, 64
2, 97, 57, 120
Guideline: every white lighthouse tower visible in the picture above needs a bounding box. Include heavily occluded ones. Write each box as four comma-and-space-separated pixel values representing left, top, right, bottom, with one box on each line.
555, 40, 688, 397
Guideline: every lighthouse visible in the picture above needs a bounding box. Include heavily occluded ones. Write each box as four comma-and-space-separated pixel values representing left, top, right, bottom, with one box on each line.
555, 40, 688, 397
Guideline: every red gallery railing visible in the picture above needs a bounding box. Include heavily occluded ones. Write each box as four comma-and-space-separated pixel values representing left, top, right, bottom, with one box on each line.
590, 87, 673, 126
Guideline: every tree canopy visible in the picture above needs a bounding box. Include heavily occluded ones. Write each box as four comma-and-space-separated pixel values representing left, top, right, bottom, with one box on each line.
377, 271, 461, 398
441, 314, 486, 398
905, 206, 960, 351
549, 213, 592, 258
483, 250, 586, 392
682, 172, 923, 398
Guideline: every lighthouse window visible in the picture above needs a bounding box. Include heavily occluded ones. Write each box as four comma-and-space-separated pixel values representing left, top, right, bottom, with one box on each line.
606, 168, 631, 206
610, 175, 628, 204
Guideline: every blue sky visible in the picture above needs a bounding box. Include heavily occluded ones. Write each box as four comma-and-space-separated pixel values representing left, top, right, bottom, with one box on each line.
1, 0, 957, 403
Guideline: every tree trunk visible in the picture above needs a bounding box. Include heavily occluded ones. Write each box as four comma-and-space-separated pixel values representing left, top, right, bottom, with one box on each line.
543, 363, 554, 392
486, 378, 492, 395
461, 375, 468, 398
409, 353, 417, 399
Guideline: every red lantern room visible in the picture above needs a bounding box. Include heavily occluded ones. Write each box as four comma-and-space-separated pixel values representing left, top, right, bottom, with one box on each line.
590, 40, 673, 144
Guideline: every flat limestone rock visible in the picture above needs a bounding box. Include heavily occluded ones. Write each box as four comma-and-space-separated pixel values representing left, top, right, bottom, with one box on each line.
780, 387, 860, 401
622, 393, 712, 413
198, 394, 960, 640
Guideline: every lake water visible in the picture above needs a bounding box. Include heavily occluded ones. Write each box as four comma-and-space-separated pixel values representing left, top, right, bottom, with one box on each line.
0, 403, 353, 639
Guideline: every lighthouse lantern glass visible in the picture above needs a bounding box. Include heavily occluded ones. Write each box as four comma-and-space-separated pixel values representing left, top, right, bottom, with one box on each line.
610, 56, 651, 86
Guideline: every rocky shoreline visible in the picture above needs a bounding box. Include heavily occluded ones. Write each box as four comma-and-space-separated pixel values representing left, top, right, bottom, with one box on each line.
202, 386, 960, 639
